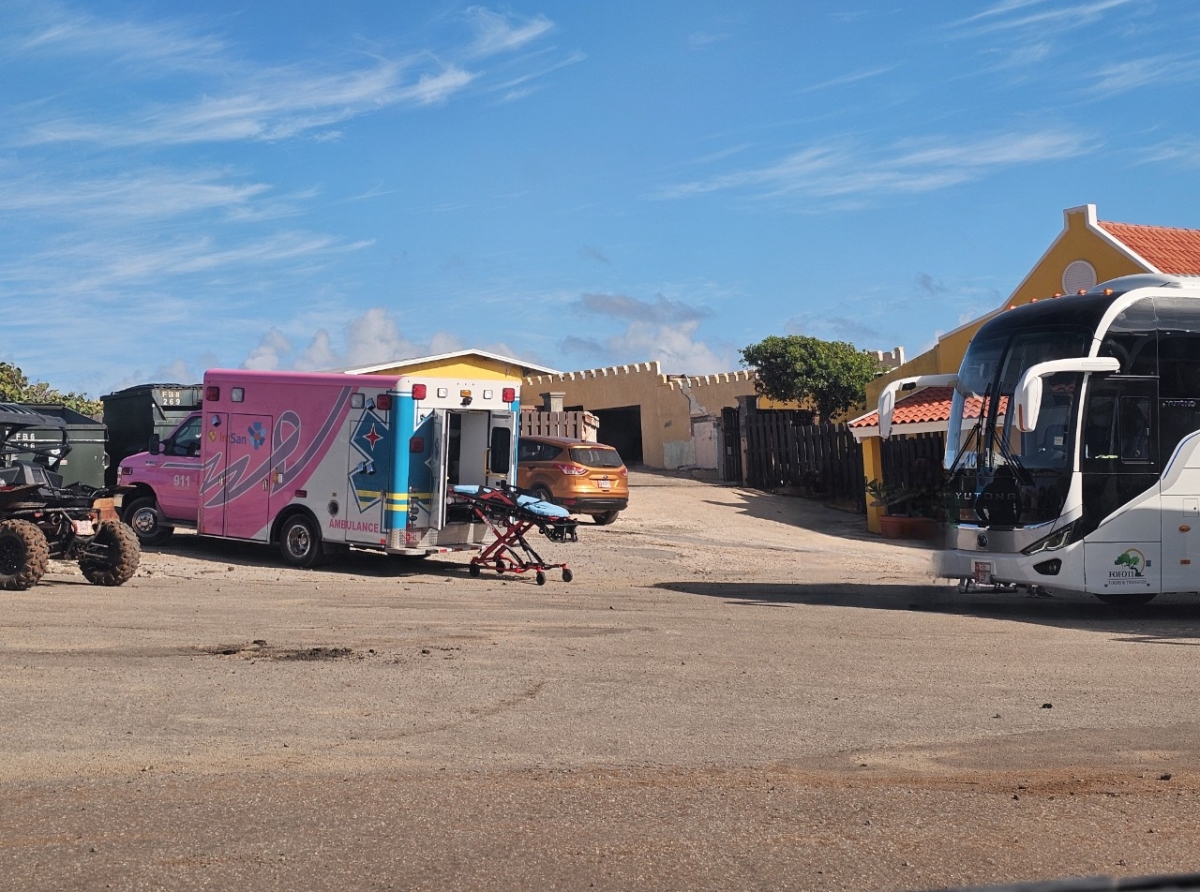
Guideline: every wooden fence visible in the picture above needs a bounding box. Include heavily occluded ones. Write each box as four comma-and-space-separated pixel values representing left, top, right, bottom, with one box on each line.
743, 412, 865, 510
520, 409, 595, 440
880, 432, 946, 492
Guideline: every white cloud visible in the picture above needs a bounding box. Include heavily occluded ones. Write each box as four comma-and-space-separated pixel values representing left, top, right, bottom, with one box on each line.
800, 66, 897, 93
953, 0, 1141, 36
19, 60, 461, 148
244, 328, 292, 371
654, 129, 1095, 204
562, 319, 733, 375
1139, 138, 1200, 168
1086, 53, 1200, 96
464, 7, 554, 58
0, 168, 273, 220
12, 4, 226, 71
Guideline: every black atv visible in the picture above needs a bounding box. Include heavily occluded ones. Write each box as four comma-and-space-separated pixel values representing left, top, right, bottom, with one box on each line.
0, 403, 139, 591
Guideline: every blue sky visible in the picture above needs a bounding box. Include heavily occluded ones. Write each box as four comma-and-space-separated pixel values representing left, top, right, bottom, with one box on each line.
4, 0, 1200, 398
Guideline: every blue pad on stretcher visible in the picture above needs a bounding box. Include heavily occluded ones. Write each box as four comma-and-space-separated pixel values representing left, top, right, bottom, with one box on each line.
452, 485, 571, 518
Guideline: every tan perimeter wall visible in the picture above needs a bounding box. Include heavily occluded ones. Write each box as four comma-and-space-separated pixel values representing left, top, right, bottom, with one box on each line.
524, 362, 759, 469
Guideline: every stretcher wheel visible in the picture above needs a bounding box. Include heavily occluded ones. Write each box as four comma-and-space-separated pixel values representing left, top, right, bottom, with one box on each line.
469, 563, 480, 577
536, 570, 547, 586
562, 568, 573, 583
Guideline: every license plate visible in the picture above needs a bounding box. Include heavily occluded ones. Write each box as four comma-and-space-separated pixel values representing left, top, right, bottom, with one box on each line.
598, 479, 612, 490
72, 519, 95, 536
973, 560, 993, 585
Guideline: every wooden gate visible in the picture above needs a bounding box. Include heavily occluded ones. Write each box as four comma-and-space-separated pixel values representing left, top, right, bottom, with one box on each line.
743, 411, 864, 510
721, 406, 742, 482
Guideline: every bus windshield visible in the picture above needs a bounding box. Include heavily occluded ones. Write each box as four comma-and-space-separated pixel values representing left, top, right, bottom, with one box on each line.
947, 326, 1092, 526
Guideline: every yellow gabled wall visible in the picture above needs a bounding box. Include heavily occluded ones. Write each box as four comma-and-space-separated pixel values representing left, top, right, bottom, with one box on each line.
867, 204, 1151, 407
860, 203, 1154, 534
358, 356, 524, 382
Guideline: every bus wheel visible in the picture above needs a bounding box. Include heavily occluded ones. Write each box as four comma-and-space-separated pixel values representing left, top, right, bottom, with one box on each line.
280, 514, 324, 569
1094, 592, 1157, 606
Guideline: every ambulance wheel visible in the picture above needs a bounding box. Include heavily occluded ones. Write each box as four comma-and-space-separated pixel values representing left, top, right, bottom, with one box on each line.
125, 496, 174, 546
469, 563, 481, 577
562, 568, 573, 583
536, 570, 547, 586
279, 514, 324, 569
1094, 592, 1157, 607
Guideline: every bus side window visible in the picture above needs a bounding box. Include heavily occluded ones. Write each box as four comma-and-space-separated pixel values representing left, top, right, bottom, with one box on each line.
1084, 394, 1117, 460
1119, 396, 1151, 461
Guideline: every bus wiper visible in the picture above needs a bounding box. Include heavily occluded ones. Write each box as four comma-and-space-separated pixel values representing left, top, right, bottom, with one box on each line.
992, 412, 1034, 486
948, 415, 981, 473
946, 382, 997, 475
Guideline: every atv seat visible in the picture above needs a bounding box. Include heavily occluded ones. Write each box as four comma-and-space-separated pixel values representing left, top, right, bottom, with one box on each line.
0, 460, 60, 488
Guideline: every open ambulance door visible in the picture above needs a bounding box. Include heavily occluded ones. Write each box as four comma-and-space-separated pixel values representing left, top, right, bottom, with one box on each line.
487, 412, 515, 488
425, 410, 448, 529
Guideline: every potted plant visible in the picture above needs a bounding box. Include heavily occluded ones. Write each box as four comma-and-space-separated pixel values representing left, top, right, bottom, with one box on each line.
865, 473, 947, 541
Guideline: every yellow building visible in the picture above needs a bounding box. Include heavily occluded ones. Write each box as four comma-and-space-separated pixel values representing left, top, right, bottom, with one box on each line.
342, 351, 755, 471
344, 349, 557, 381
853, 204, 1200, 533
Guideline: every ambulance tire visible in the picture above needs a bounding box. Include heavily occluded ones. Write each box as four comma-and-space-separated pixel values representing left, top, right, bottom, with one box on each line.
125, 497, 174, 546
279, 514, 324, 569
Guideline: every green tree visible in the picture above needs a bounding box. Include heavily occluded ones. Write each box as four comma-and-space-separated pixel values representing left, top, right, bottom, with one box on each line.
739, 335, 879, 422
0, 362, 102, 418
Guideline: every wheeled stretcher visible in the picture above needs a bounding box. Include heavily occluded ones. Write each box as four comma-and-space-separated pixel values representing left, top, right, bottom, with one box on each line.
451, 485, 578, 585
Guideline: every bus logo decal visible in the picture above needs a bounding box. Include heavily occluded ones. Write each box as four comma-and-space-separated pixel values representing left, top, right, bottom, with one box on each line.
1111, 549, 1148, 580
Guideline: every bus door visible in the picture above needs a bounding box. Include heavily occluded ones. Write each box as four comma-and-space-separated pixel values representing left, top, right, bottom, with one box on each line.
1080, 378, 1160, 593
200, 412, 273, 539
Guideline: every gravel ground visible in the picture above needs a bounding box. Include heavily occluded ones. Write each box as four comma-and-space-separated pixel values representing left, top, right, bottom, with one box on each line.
3, 470, 1200, 891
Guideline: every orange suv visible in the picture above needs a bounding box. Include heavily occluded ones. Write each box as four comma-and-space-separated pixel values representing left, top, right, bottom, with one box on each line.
517, 435, 629, 524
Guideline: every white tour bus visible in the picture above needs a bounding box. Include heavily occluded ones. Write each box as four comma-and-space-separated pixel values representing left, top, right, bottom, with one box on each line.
879, 274, 1200, 605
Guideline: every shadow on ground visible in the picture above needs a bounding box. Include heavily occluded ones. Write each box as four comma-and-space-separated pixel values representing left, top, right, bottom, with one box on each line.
142, 533, 475, 579
656, 579, 1200, 641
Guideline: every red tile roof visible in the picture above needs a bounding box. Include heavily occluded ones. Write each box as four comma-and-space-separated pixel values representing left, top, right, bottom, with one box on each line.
1099, 220, 1200, 274
851, 387, 1006, 429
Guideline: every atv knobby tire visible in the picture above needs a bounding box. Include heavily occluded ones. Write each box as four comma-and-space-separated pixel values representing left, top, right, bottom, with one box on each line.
0, 519, 50, 591
80, 520, 140, 587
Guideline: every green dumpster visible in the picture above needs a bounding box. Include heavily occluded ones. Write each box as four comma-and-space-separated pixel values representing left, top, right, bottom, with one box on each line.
10, 404, 108, 489
101, 383, 202, 485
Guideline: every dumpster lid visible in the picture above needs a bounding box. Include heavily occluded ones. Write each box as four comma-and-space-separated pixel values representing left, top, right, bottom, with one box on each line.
0, 403, 66, 431
101, 382, 199, 400
0, 403, 69, 460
